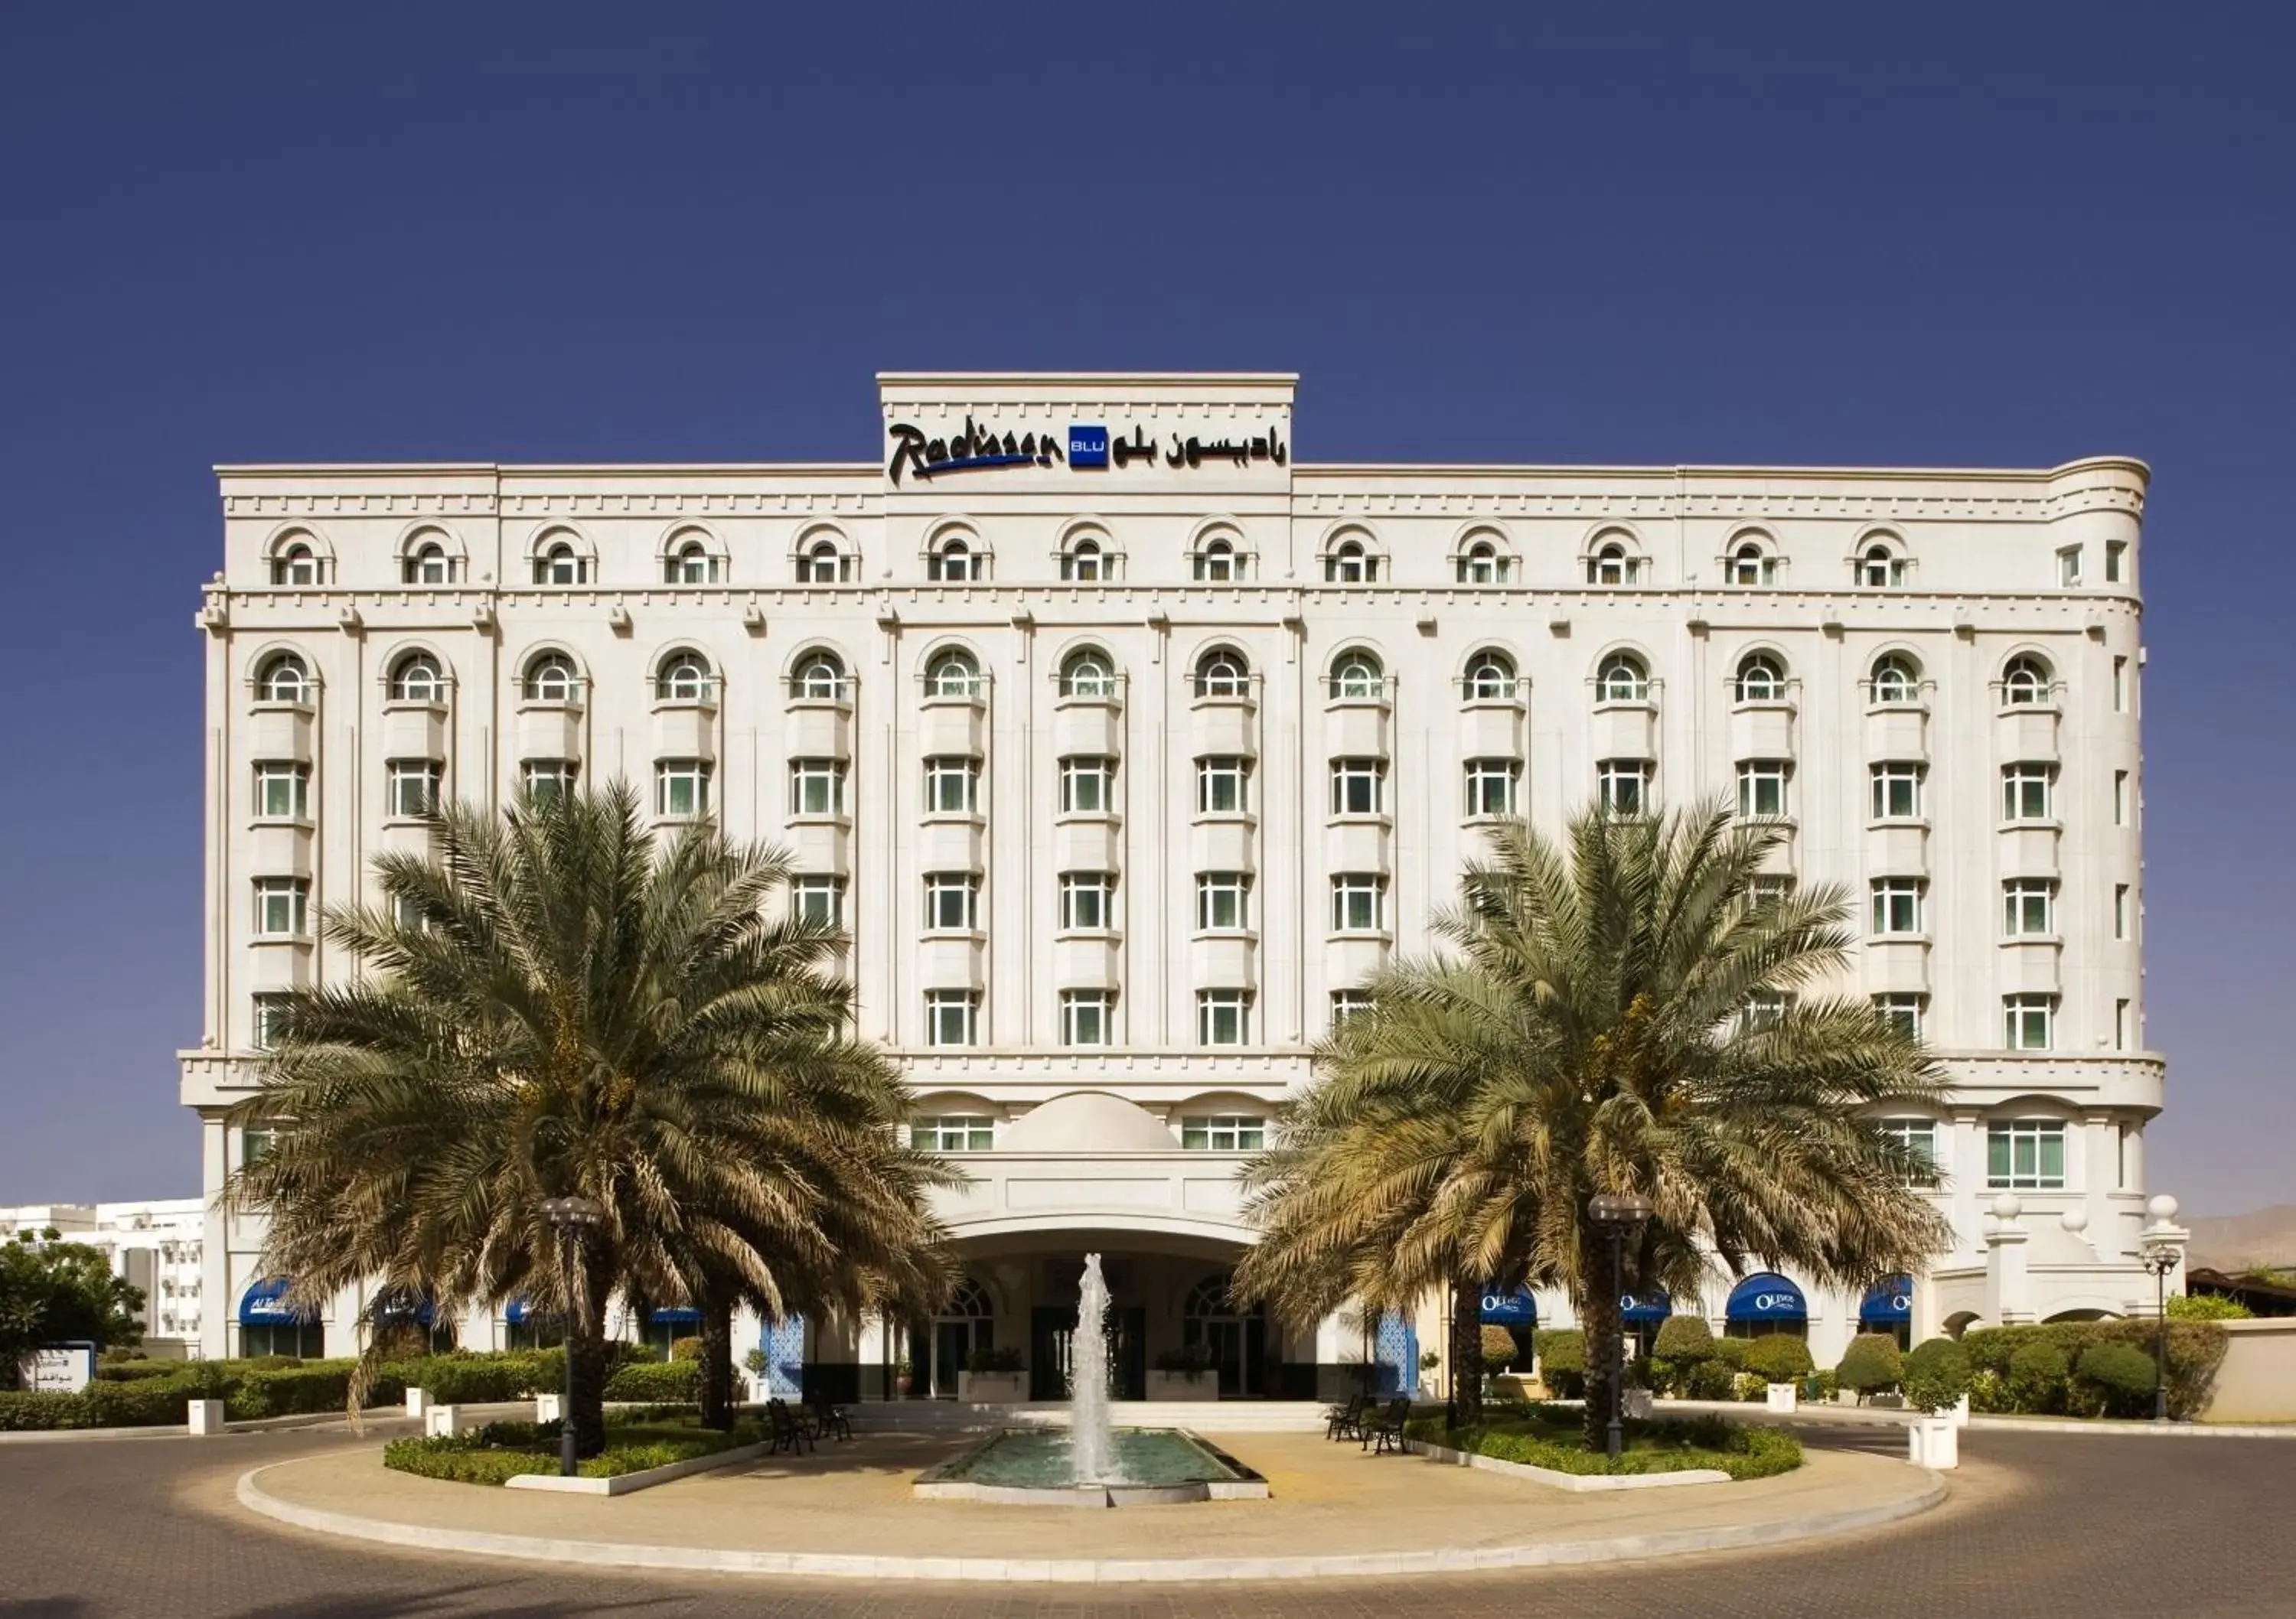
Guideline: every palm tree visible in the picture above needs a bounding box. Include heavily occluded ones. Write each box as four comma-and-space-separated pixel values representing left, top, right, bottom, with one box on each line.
1244, 800, 1950, 1451
226, 782, 955, 1455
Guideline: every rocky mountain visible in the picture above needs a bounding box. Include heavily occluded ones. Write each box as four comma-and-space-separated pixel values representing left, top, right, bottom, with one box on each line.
2183, 1204, 2296, 1271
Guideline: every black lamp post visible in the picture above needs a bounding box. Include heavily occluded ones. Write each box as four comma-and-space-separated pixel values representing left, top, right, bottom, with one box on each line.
2140, 1239, 2180, 1425
540, 1194, 605, 1477
1586, 1191, 1653, 1462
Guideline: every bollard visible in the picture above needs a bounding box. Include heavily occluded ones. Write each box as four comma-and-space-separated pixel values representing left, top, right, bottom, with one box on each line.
534, 1393, 563, 1424
424, 1404, 464, 1438
186, 1399, 227, 1436
406, 1387, 432, 1419
1764, 1383, 1799, 1413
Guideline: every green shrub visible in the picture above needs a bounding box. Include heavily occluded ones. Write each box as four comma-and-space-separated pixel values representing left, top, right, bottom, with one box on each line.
2074, 1343, 2161, 1417
964, 1345, 1024, 1373
387, 1351, 559, 1405
1967, 1367, 2011, 1413
1479, 1324, 1519, 1370
603, 1358, 698, 1402
0, 1391, 88, 1431
669, 1336, 705, 1362
383, 1415, 758, 1484
2167, 1293, 2251, 1321
94, 1359, 189, 1383
1955, 1321, 2229, 1418
1804, 1369, 1838, 1404
1835, 1333, 1904, 1397
1739, 1334, 1815, 1384
1732, 1372, 1766, 1402
1902, 1337, 1972, 1414
1685, 1358, 1740, 1400
1531, 1328, 1585, 1396
1405, 1412, 1803, 1481
2007, 1341, 2069, 1413
81, 1373, 205, 1427
1650, 1316, 1717, 1363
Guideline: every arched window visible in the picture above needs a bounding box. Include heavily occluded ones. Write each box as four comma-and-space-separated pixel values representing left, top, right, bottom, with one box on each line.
523, 652, 579, 704
1596, 652, 1650, 703
791, 650, 846, 702
256, 652, 310, 704
536, 541, 585, 586
405, 542, 451, 585
1195, 538, 1238, 582
389, 652, 445, 704
1193, 647, 1250, 699
1859, 542, 1905, 588
1183, 1272, 1241, 1321
1729, 542, 1773, 586
1457, 540, 1508, 585
928, 535, 982, 582
2002, 654, 2053, 706
1329, 648, 1384, 700
925, 647, 982, 699
1869, 653, 1921, 705
1463, 649, 1516, 702
272, 542, 319, 587
664, 538, 719, 585
945, 1278, 993, 1320
1325, 539, 1375, 584
799, 539, 847, 584
1059, 648, 1116, 699
655, 648, 713, 702
1589, 541, 1636, 586
1061, 537, 1107, 582
1734, 652, 1787, 703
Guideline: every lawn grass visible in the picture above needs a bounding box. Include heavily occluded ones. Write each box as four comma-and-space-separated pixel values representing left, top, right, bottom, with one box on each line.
383, 1409, 765, 1485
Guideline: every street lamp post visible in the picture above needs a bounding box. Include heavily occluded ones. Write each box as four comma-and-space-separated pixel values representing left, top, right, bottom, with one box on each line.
1586, 1191, 1654, 1462
2140, 1239, 2179, 1425
540, 1194, 605, 1477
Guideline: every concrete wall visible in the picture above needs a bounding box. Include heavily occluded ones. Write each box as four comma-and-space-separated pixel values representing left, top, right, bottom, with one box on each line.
2202, 1318, 2296, 1424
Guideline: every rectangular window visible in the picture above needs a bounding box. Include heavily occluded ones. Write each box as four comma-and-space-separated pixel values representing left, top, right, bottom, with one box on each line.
386, 760, 441, 819
791, 875, 843, 928
1195, 872, 1251, 932
924, 991, 979, 1047
253, 878, 309, 938
2112, 655, 2129, 712
1739, 990, 1792, 1034
923, 874, 980, 932
2002, 764, 2054, 823
1060, 756, 1114, 816
1870, 763, 1923, 821
791, 759, 846, 818
1463, 758, 1519, 818
1196, 757, 1249, 816
1874, 993, 1926, 1040
1330, 990, 1372, 1028
1059, 873, 1113, 932
924, 757, 980, 816
1180, 1114, 1265, 1151
2105, 540, 2126, 583
2057, 546, 2083, 586
1988, 1119, 2066, 1188
2004, 995, 2056, 1052
2004, 879, 2056, 937
2114, 884, 2130, 940
1877, 1118, 1940, 1188
1597, 760, 1649, 815
241, 1127, 279, 1168
1871, 879, 1924, 937
251, 993, 292, 1051
1331, 874, 1385, 933
911, 1114, 993, 1152
1736, 760, 1790, 819
1330, 757, 1385, 817
1060, 990, 1112, 1047
520, 760, 577, 803
654, 760, 709, 819
254, 762, 309, 820
2115, 998, 2132, 1051
1748, 874, 1795, 909
2113, 770, 2130, 826
1196, 990, 1251, 1047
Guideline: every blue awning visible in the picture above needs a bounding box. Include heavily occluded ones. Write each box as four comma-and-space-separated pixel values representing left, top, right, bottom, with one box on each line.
1725, 1272, 1808, 1322
651, 1306, 700, 1325
1860, 1276, 1913, 1325
505, 1298, 536, 1324
1620, 1288, 1674, 1324
1479, 1286, 1536, 1327
239, 1276, 313, 1325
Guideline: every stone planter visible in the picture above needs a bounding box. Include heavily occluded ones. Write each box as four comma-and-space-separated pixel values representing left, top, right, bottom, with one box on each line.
534, 1393, 563, 1424
423, 1404, 466, 1438
1908, 1414, 1958, 1468
1146, 1370, 1218, 1401
405, 1387, 432, 1418
1950, 1393, 1971, 1428
186, 1399, 227, 1436
1623, 1389, 1655, 1419
1764, 1383, 1799, 1413
957, 1370, 1027, 1403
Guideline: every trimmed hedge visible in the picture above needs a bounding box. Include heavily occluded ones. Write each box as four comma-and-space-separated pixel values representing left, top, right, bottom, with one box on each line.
1961, 1321, 2225, 1420
383, 1415, 758, 1485
2076, 1343, 2161, 1417
1531, 1328, 1586, 1397
603, 1358, 699, 1402
1835, 1333, 1903, 1397
1739, 1334, 1815, 1385
1405, 1411, 1802, 1481
1903, 1337, 1971, 1414
0, 1348, 582, 1431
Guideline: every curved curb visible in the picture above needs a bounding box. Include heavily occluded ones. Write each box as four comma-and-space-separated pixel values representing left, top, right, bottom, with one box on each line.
234, 1457, 1947, 1583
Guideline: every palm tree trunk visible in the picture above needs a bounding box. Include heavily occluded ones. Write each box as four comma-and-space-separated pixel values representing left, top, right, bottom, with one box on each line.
567, 1318, 612, 1459
697, 1285, 735, 1432
1578, 1234, 1623, 1454
1450, 1277, 1485, 1428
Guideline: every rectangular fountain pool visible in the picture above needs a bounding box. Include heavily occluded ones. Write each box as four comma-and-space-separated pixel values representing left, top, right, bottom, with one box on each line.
915, 1428, 1271, 1507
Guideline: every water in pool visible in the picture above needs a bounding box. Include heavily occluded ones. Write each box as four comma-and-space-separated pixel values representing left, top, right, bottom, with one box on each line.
944, 1428, 1246, 1487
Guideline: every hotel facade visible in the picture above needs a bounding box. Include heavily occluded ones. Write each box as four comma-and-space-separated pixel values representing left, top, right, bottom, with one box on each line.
181, 373, 2176, 1395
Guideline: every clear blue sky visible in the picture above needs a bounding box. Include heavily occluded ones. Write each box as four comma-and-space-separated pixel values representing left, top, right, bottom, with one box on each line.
1, 3, 2288, 1212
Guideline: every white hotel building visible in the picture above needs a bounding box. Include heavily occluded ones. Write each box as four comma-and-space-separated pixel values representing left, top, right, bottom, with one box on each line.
181, 372, 2174, 1396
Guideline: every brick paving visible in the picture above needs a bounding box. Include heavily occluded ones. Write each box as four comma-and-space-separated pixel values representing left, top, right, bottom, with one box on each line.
0, 1419, 2289, 1617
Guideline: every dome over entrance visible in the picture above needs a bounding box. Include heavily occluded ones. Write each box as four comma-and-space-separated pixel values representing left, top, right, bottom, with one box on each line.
999, 1092, 1179, 1153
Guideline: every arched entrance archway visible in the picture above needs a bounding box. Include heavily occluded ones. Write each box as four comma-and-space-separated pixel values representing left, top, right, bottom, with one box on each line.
1182, 1271, 1267, 1397
916, 1278, 995, 1399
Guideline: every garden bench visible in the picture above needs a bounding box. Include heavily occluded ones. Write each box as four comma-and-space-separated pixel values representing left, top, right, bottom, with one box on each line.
1323, 1393, 1371, 1441
765, 1397, 816, 1455
1359, 1396, 1411, 1455
807, 1389, 853, 1440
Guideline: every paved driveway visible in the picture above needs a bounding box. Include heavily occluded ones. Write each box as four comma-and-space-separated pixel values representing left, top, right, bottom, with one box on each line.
0, 1421, 2288, 1617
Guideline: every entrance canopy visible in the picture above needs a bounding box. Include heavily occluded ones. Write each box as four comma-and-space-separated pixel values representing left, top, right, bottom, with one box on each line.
1621, 1288, 1673, 1324
239, 1276, 311, 1324
1859, 1276, 1913, 1326
1479, 1286, 1535, 1327
1725, 1272, 1807, 1323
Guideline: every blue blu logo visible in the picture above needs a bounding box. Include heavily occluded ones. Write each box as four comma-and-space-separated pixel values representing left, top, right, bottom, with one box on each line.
1068, 424, 1109, 468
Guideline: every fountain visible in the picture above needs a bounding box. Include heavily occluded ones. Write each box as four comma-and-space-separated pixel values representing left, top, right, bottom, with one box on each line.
912, 1253, 1271, 1507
